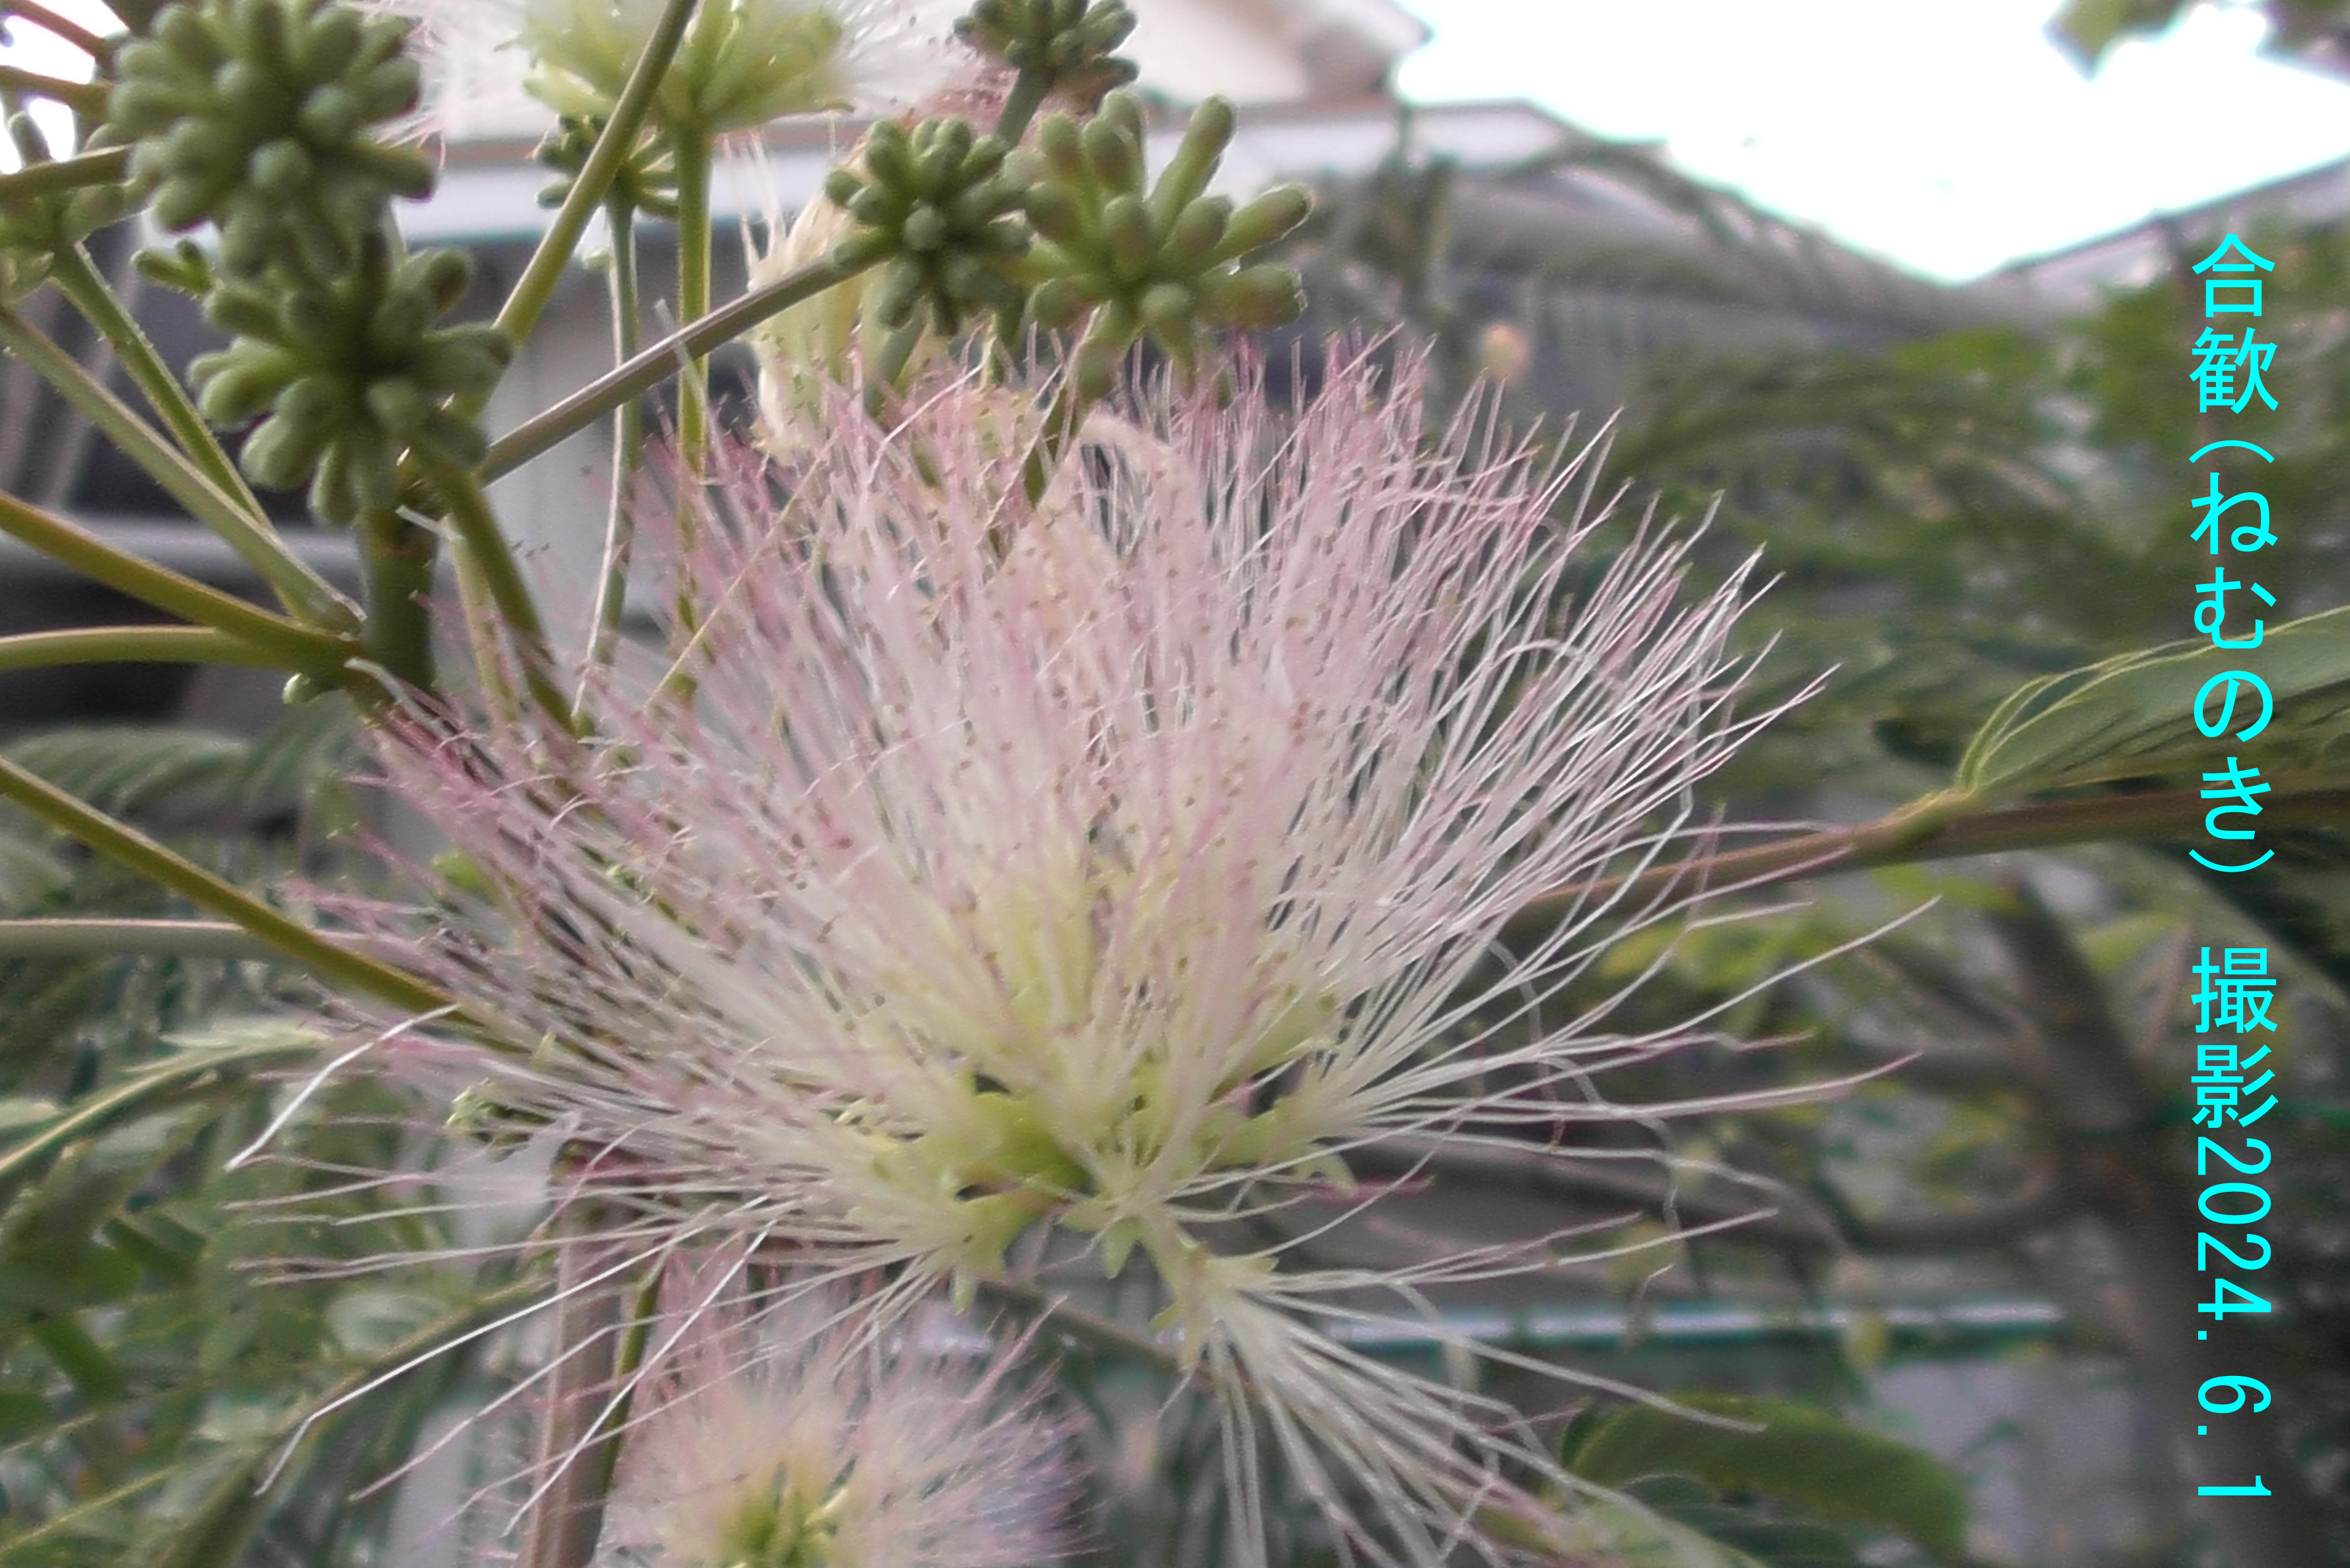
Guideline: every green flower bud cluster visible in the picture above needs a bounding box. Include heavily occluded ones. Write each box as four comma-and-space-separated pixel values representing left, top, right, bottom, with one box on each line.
189, 236, 510, 525
534, 113, 680, 220
955, 0, 1139, 106
133, 236, 218, 298
105, 0, 432, 277
97, 1, 504, 525
823, 117, 1028, 337
1017, 92, 1309, 394
0, 116, 131, 305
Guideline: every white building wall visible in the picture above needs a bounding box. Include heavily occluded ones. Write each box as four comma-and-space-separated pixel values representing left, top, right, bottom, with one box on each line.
1125, 0, 1312, 104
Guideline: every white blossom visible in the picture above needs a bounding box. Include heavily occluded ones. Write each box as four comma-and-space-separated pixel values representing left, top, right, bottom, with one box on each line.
350, 352, 1797, 1562
376, 0, 962, 142
602, 1257, 1065, 1568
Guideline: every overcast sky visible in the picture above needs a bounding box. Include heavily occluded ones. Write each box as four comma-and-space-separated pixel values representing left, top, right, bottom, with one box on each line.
1391, 0, 2350, 280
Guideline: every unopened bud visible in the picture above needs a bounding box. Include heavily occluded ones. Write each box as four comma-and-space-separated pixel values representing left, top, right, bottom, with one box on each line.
1215, 185, 1312, 262
1080, 115, 1140, 193
1029, 277, 1085, 330
1164, 196, 1232, 265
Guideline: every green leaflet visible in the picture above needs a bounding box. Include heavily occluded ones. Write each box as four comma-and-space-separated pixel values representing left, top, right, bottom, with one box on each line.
1541, 1494, 1770, 1568
140, 1446, 273, 1568
0, 835, 69, 908
0, 690, 461, 1561
0, 1030, 316, 1208
0, 1021, 516, 1566
1953, 604, 2350, 795
0, 1276, 544, 1568
0, 721, 335, 1074
1561, 1394, 1970, 1563
1, 728, 250, 828
1620, 1476, 1867, 1568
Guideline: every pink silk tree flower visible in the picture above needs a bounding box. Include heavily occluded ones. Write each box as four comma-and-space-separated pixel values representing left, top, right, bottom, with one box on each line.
345, 349, 1792, 1563
601, 1254, 1067, 1568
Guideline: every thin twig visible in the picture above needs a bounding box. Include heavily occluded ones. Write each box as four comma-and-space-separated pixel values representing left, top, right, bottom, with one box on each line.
491, 0, 696, 348
0, 625, 289, 674
0, 917, 279, 962
0, 488, 358, 674
0, 302, 358, 628
0, 143, 128, 200
1500, 783, 2350, 945
0, 61, 105, 113
0, 753, 446, 1012
483, 252, 871, 481
2, 0, 113, 58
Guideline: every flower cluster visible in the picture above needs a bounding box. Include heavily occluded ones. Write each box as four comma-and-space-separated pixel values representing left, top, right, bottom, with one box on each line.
603, 1255, 1065, 1568
0, 114, 129, 304
518, 0, 955, 133
347, 348, 1776, 1561
189, 236, 508, 522
99, 0, 499, 525
107, 0, 432, 275
381, 0, 963, 145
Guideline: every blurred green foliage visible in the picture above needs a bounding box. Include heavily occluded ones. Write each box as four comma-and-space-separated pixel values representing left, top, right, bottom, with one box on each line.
0, 703, 529, 1565
1281, 146, 2350, 1567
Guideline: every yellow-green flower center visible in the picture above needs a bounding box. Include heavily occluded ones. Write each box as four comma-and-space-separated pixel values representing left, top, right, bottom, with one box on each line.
703, 1457, 846, 1568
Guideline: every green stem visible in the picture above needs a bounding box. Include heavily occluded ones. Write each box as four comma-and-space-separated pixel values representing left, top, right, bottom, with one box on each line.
1018, 376, 1092, 509
0, 144, 128, 201
865, 316, 926, 412
492, 0, 696, 350
0, 752, 446, 1012
993, 69, 1050, 145
0, 303, 357, 630
2, 1, 114, 61
354, 506, 438, 694
43, 246, 344, 616
419, 454, 578, 731
668, 123, 714, 635
0, 488, 358, 674
515, 1227, 630, 1568
580, 195, 646, 704
0, 917, 277, 961
483, 251, 873, 482
580, 1258, 665, 1511
1498, 782, 2350, 945
0, 63, 104, 113
419, 458, 549, 649
49, 245, 268, 527
1013, 310, 1138, 510
671, 126, 714, 453
0, 1037, 322, 1197
852, 320, 937, 496
0, 624, 289, 674
449, 525, 526, 730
